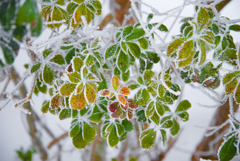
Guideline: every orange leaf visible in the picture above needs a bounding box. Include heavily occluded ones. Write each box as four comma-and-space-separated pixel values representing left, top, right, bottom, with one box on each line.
109, 92, 115, 99
112, 75, 120, 91
118, 95, 126, 105
119, 87, 130, 95
99, 89, 110, 96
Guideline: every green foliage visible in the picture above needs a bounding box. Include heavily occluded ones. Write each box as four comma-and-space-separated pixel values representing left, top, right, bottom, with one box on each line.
16, 147, 36, 161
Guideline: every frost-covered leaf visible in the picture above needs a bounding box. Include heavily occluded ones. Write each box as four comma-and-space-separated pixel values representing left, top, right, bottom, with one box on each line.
161, 120, 173, 129
119, 87, 130, 95
128, 83, 140, 90
175, 100, 191, 112
234, 83, 240, 103
170, 118, 180, 136
167, 38, 186, 57
229, 25, 240, 32
112, 75, 120, 91
108, 125, 119, 147
59, 109, 71, 120
70, 92, 87, 110
197, 7, 209, 29
88, 111, 104, 123
42, 49, 53, 59
177, 111, 189, 122
125, 28, 145, 41
223, 71, 240, 85
122, 119, 133, 132
140, 129, 156, 149
138, 37, 148, 49
70, 122, 80, 137
146, 101, 154, 118
218, 134, 237, 161
50, 54, 65, 65
160, 129, 167, 145
116, 123, 125, 137
158, 84, 166, 97
83, 121, 96, 142
43, 65, 55, 84
60, 83, 76, 97
50, 94, 62, 109
72, 57, 84, 72
85, 83, 97, 103
31, 62, 41, 73
155, 102, 165, 116
105, 44, 120, 59
117, 50, 130, 72
67, 71, 81, 83
127, 42, 141, 58
41, 101, 49, 113
72, 128, 88, 149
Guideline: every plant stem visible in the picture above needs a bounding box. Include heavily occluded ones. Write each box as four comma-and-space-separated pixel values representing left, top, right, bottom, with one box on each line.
10, 66, 48, 161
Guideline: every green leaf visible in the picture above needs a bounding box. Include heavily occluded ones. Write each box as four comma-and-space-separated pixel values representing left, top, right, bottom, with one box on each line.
83, 121, 96, 142
146, 51, 160, 63
218, 134, 237, 161
85, 55, 95, 66
72, 57, 84, 72
197, 7, 209, 29
116, 123, 125, 137
108, 125, 119, 147
31, 62, 41, 73
158, 24, 168, 32
178, 50, 194, 67
155, 102, 165, 116
141, 88, 150, 105
41, 101, 49, 113
143, 70, 155, 84
150, 112, 160, 125
158, 84, 166, 97
1, 44, 16, 65
42, 49, 53, 59
175, 100, 191, 112
146, 101, 154, 118
128, 83, 140, 90
161, 120, 173, 128
72, 128, 88, 149
147, 13, 153, 22
43, 65, 54, 85
140, 129, 156, 149
50, 54, 65, 65
17, 0, 40, 25
60, 83, 76, 97
222, 37, 228, 50
125, 28, 145, 41
122, 119, 134, 132
59, 109, 71, 120
198, 39, 207, 65
67, 71, 81, 83
167, 38, 186, 57
170, 118, 180, 136
105, 44, 120, 59
127, 42, 141, 59
88, 112, 104, 123
117, 50, 130, 72
229, 25, 240, 32
234, 83, 240, 104
70, 122, 80, 137
65, 49, 75, 64
223, 71, 239, 86
212, 23, 219, 34
138, 38, 148, 49
160, 129, 167, 146
122, 25, 133, 38
177, 111, 189, 122
225, 78, 238, 95
122, 70, 130, 82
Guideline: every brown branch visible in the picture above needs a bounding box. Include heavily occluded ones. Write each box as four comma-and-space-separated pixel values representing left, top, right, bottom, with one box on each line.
10, 66, 48, 161
191, 99, 238, 161
98, 14, 114, 30
47, 132, 68, 149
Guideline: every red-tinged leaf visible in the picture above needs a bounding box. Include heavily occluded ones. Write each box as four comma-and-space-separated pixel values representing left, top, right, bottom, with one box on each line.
127, 109, 133, 120
74, 4, 86, 24
197, 7, 209, 29
43, 65, 55, 85
60, 83, 76, 97
70, 92, 87, 110
118, 95, 126, 105
167, 38, 186, 57
127, 99, 138, 109
121, 103, 128, 111
119, 87, 130, 95
225, 78, 238, 95
145, 101, 154, 118
178, 40, 194, 60
99, 89, 110, 96
109, 102, 119, 112
178, 50, 194, 68
109, 92, 115, 99
85, 83, 97, 104
51, 94, 62, 109
111, 106, 123, 118
112, 75, 120, 91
